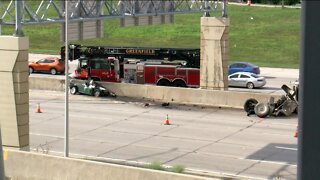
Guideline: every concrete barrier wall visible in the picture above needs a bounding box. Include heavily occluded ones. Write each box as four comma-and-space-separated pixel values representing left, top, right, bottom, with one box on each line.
100, 82, 281, 109
4, 149, 213, 180
29, 77, 281, 109
29, 76, 65, 91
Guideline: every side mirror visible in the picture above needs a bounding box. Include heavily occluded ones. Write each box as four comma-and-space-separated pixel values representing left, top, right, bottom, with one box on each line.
35, 62, 39, 64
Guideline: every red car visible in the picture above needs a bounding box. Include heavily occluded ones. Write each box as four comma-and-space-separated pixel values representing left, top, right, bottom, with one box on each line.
29, 57, 65, 75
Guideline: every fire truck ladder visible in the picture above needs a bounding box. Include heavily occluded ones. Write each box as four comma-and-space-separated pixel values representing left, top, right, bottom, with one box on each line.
63, 44, 200, 68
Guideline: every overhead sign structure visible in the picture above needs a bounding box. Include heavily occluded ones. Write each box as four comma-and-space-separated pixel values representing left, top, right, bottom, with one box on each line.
0, 0, 224, 40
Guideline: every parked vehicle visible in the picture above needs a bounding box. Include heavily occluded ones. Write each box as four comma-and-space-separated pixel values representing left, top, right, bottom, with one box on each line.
228, 72, 266, 89
69, 79, 116, 97
29, 57, 65, 75
63, 44, 201, 87
228, 62, 260, 75
124, 63, 200, 87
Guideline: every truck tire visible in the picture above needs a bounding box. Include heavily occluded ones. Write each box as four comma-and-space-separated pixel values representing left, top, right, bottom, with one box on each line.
254, 102, 270, 118
244, 98, 258, 113
157, 79, 171, 86
173, 80, 187, 87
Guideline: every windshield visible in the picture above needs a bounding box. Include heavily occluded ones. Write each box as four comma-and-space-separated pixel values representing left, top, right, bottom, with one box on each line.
79, 58, 111, 70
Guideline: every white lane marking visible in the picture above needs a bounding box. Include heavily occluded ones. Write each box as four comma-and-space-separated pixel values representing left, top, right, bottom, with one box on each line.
275, 146, 297, 151
238, 157, 297, 166
30, 133, 63, 139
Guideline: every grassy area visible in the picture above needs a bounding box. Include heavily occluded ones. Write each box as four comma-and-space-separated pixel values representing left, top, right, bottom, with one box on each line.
1, 5, 300, 68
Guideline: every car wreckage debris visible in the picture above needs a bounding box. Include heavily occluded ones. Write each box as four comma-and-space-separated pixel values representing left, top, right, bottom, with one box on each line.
244, 82, 299, 118
70, 79, 117, 97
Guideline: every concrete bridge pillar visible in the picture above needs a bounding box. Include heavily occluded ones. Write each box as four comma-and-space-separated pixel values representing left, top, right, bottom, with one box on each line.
200, 17, 229, 90
0, 36, 29, 148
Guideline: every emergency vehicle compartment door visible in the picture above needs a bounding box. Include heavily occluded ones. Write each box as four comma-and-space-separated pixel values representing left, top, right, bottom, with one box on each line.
114, 59, 120, 81
136, 64, 145, 84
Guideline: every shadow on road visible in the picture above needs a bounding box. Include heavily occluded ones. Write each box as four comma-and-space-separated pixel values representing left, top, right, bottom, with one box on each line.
243, 143, 297, 179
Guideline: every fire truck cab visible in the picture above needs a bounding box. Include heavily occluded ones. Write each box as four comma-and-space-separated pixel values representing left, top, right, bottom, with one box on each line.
72, 57, 120, 82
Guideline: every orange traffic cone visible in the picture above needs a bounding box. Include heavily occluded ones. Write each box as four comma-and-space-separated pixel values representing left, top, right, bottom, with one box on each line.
247, 0, 251, 6
165, 114, 170, 125
36, 103, 42, 113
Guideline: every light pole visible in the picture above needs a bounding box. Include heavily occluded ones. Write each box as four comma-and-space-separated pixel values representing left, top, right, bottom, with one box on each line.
14, 0, 24, 37
64, 0, 69, 157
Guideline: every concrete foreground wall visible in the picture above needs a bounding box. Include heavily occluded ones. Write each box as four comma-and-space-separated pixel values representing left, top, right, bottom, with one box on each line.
0, 36, 29, 147
29, 77, 281, 109
4, 149, 213, 180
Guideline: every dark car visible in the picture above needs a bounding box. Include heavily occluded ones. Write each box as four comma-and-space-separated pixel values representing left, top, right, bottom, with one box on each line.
29, 57, 65, 75
70, 79, 116, 97
228, 62, 260, 75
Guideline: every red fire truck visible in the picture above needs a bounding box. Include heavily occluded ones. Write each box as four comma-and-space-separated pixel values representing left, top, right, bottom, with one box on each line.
124, 62, 200, 87
62, 44, 201, 87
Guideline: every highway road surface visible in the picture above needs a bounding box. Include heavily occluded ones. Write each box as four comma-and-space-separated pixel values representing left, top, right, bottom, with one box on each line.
29, 90, 298, 179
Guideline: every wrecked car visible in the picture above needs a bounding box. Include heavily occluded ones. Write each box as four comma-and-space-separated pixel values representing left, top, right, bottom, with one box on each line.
70, 79, 116, 97
244, 81, 299, 118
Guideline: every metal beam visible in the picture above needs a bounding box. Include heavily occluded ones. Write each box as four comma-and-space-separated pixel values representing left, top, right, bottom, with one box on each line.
0, 0, 222, 25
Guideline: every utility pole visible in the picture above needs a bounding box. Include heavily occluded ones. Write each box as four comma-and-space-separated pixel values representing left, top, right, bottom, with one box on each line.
298, 1, 320, 179
64, 0, 69, 158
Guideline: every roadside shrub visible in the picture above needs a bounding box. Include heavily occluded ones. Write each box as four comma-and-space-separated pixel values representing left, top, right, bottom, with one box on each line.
170, 164, 185, 173
145, 161, 186, 174
145, 161, 165, 171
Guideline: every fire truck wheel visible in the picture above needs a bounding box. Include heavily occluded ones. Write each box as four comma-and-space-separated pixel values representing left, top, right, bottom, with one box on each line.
157, 79, 171, 87
70, 86, 78, 95
254, 102, 270, 118
94, 89, 101, 97
173, 80, 187, 87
